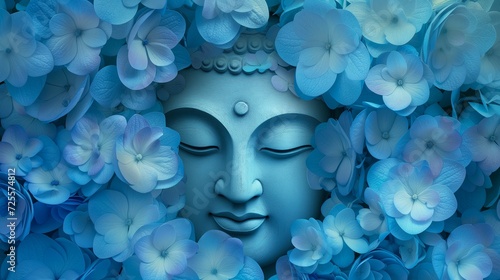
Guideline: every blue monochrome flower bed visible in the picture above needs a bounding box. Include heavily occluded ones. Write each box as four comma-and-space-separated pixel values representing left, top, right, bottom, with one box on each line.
1, 0, 500, 279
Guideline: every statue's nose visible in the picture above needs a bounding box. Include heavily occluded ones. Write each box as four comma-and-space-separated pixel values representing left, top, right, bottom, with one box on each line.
214, 150, 263, 204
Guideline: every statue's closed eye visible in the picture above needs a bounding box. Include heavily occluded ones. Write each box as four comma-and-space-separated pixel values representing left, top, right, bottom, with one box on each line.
260, 145, 312, 158
180, 142, 219, 155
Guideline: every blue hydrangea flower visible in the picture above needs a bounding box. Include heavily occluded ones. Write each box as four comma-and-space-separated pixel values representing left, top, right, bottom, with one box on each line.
348, 250, 409, 280
272, 255, 300, 280
117, 10, 185, 90
401, 115, 464, 176
307, 118, 356, 196
467, 87, 500, 118
423, 3, 496, 90
5, 233, 86, 279
476, 11, 500, 88
271, 67, 296, 95
0, 125, 43, 177
0, 172, 33, 242
364, 108, 408, 159
323, 206, 370, 268
135, 219, 198, 280
63, 203, 96, 249
275, 1, 370, 105
90, 66, 158, 111
367, 159, 464, 235
288, 218, 332, 274
357, 188, 388, 237
94, 0, 167, 25
347, 0, 432, 46
432, 223, 495, 279
115, 113, 183, 193
0, 9, 54, 87
63, 115, 126, 185
454, 162, 489, 213
188, 230, 245, 280
193, 0, 269, 45
463, 115, 500, 175
231, 256, 264, 280
159, 181, 187, 220
395, 236, 426, 269
45, 0, 111, 75
24, 68, 89, 122
1, 108, 57, 139
79, 258, 122, 280
24, 161, 80, 205
90, 65, 158, 111
88, 178, 167, 262
24, 0, 58, 40
365, 50, 434, 115
30, 195, 84, 234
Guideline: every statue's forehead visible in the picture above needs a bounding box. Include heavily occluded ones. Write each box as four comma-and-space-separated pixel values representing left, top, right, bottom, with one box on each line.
163, 70, 330, 129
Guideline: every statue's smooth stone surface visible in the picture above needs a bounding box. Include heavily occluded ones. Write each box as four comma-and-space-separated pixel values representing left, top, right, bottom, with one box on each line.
164, 69, 331, 269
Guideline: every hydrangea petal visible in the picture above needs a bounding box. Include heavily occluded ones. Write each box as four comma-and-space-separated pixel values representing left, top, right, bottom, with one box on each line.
7, 55, 29, 87
387, 51, 408, 79
195, 8, 240, 45
458, 252, 492, 279
46, 34, 77, 66
64, 145, 91, 166
49, 13, 76, 36
431, 185, 456, 221
396, 214, 432, 235
365, 65, 397, 95
274, 23, 302, 66
146, 42, 174, 67
135, 239, 160, 263
88, 190, 128, 221
142, 0, 167, 9
231, 0, 269, 29
344, 43, 370, 80
403, 80, 429, 106
404, 55, 425, 83
296, 65, 336, 97
336, 157, 353, 186
293, 10, 328, 43
94, 0, 138, 25
90, 65, 124, 108
394, 190, 413, 215
81, 28, 108, 48
384, 87, 412, 111
153, 63, 177, 84
93, 163, 114, 184
7, 76, 46, 109
163, 251, 189, 275
410, 200, 434, 222
117, 46, 156, 90
385, 19, 416, 46
128, 40, 149, 71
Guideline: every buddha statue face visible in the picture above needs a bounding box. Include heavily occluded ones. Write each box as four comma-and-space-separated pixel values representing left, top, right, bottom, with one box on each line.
164, 69, 330, 270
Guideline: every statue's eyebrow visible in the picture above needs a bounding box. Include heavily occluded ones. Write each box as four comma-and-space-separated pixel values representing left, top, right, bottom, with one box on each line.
165, 108, 228, 146
253, 113, 319, 149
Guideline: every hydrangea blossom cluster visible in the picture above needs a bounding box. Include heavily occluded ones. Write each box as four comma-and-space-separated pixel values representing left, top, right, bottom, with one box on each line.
275, 1, 370, 107
1, 0, 500, 280
347, 0, 433, 52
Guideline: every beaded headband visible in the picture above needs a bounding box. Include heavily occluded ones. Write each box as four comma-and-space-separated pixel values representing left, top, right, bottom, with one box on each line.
194, 32, 278, 74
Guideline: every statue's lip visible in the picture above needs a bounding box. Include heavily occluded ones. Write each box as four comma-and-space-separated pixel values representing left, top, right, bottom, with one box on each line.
212, 211, 267, 221
211, 212, 267, 233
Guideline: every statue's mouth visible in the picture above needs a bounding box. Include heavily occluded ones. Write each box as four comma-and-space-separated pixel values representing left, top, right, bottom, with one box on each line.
211, 211, 267, 233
